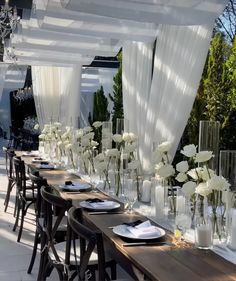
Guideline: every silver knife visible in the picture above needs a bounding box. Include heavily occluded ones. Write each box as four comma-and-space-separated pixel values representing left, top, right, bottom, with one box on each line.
122, 241, 170, 247
88, 211, 124, 215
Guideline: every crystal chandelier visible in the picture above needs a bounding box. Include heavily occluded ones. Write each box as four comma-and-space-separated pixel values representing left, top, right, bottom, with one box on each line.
13, 86, 33, 103
0, 0, 20, 44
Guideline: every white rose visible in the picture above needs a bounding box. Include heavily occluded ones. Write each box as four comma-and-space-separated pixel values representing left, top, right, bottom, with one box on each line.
175, 172, 188, 183
39, 134, 45, 140
156, 164, 175, 178
106, 148, 120, 157
91, 140, 99, 147
129, 133, 138, 142
113, 134, 123, 143
34, 123, 40, 130
181, 144, 197, 158
92, 121, 102, 128
195, 151, 214, 163
201, 166, 215, 181
182, 181, 196, 196
122, 132, 131, 142
176, 161, 189, 173
187, 167, 203, 180
195, 182, 212, 197
83, 126, 93, 133
157, 141, 172, 153
207, 175, 230, 191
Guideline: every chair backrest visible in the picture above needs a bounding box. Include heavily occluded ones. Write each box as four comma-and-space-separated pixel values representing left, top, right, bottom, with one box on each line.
28, 171, 47, 219
3, 147, 15, 179
68, 207, 107, 281
13, 156, 27, 194
41, 185, 72, 262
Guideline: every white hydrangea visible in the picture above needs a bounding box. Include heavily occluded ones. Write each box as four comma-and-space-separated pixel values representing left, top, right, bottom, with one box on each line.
207, 175, 230, 191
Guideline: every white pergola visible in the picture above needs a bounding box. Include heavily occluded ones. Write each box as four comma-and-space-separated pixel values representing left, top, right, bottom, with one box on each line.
0, 0, 229, 172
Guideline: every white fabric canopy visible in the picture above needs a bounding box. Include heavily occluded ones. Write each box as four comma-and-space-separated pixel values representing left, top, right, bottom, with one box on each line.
61, 0, 227, 25
32, 65, 82, 128
123, 24, 213, 172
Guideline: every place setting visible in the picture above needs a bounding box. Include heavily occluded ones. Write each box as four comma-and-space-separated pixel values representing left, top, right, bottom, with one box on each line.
59, 180, 92, 192
35, 161, 55, 170
80, 197, 122, 214
111, 219, 169, 247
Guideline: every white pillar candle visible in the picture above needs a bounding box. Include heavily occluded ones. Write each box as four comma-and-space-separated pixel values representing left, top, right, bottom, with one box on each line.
176, 195, 186, 214
196, 224, 212, 248
155, 185, 164, 218
229, 209, 236, 249
141, 180, 151, 203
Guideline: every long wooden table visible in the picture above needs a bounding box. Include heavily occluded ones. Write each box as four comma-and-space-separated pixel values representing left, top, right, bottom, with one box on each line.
21, 154, 236, 281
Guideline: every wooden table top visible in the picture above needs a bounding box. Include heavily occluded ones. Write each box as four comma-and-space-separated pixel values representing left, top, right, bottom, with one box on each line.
19, 153, 236, 281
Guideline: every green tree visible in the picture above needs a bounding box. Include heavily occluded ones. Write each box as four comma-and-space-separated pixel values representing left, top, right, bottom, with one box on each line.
88, 86, 110, 151
89, 85, 110, 124
203, 33, 231, 127
109, 52, 123, 133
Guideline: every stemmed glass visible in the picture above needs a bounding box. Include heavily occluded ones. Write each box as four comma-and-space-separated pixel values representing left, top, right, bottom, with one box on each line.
124, 176, 137, 214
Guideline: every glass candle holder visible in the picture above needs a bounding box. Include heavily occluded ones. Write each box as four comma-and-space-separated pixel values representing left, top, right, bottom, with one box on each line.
102, 121, 112, 151
198, 120, 220, 172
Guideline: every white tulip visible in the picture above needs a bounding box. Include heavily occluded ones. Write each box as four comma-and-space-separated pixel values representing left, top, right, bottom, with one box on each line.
195, 151, 214, 163
175, 172, 188, 183
182, 181, 196, 196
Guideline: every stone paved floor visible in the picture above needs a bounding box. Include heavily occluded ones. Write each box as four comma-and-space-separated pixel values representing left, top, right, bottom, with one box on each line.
0, 139, 132, 281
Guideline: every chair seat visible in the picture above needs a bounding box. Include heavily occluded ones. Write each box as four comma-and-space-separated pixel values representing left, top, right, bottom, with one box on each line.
49, 239, 99, 265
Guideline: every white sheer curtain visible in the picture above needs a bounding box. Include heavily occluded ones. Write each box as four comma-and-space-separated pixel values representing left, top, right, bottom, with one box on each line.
122, 41, 154, 136
32, 65, 82, 128
0, 64, 9, 100
137, 25, 213, 172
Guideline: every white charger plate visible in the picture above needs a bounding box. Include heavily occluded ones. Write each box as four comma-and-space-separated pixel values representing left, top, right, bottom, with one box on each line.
112, 224, 165, 240
80, 200, 120, 211
60, 183, 91, 191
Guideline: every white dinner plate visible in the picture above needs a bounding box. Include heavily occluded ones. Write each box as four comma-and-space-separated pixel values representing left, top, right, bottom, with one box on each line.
112, 224, 165, 240
80, 200, 120, 211
60, 182, 91, 192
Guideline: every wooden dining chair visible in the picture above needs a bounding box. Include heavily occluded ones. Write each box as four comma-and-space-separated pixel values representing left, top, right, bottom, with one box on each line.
68, 206, 117, 281
40, 186, 117, 281
2, 147, 16, 213
27, 171, 47, 275
12, 156, 37, 242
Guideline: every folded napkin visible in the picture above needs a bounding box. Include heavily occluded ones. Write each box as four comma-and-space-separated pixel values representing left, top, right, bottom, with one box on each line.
85, 198, 115, 208
37, 164, 54, 169
62, 182, 90, 191
127, 220, 161, 238
22, 151, 39, 157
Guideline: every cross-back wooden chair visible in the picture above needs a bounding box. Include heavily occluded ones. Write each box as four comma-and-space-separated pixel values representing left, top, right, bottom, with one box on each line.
2, 147, 16, 212
40, 186, 117, 281
12, 156, 37, 242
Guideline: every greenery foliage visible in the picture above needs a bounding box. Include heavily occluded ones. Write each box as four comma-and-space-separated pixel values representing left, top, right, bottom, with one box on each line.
88, 85, 110, 151
109, 52, 123, 133
183, 32, 236, 150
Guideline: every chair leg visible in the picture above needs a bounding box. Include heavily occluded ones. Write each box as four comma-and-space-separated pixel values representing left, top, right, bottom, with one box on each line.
17, 200, 26, 242
13, 198, 21, 232
110, 260, 117, 280
14, 191, 19, 217
27, 229, 40, 273
37, 232, 47, 281
4, 180, 14, 212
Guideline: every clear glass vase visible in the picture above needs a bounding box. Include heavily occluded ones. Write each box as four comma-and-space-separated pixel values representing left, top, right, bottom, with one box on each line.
194, 196, 213, 249
198, 120, 220, 173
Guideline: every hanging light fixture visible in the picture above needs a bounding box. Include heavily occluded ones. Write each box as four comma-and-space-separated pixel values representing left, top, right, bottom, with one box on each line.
0, 0, 20, 44
13, 66, 33, 103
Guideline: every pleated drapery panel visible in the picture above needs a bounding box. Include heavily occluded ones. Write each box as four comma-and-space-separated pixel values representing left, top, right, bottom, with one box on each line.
32, 65, 82, 129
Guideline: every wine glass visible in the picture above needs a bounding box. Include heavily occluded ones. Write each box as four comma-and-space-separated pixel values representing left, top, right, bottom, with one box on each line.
124, 177, 137, 214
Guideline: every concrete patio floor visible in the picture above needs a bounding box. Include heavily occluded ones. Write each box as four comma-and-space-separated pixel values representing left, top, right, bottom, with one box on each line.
0, 139, 132, 281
